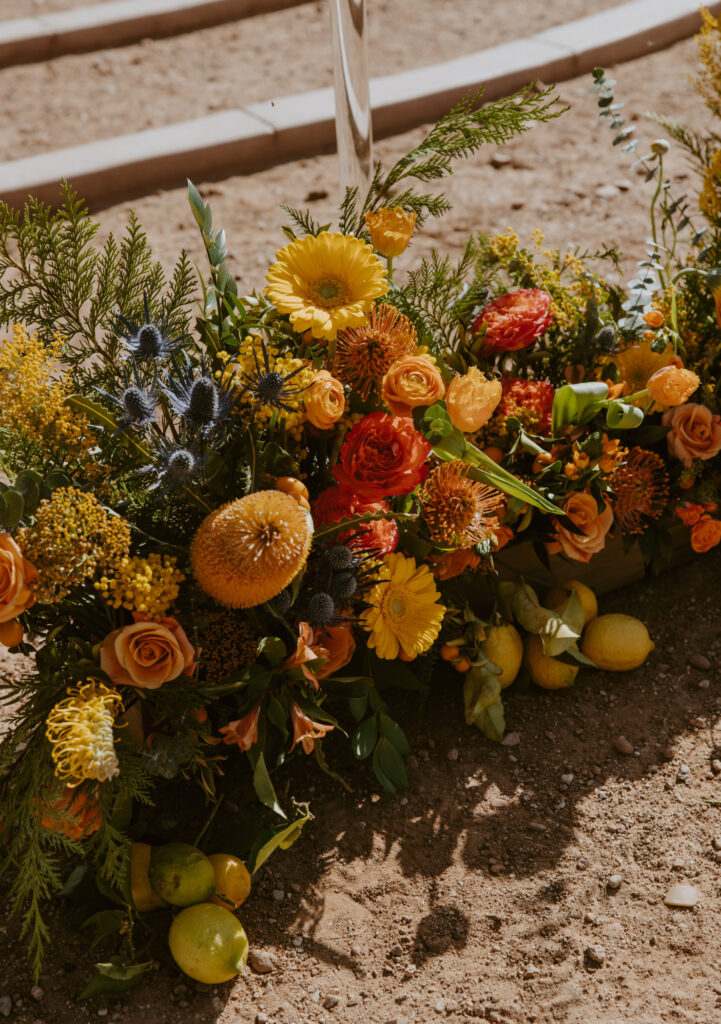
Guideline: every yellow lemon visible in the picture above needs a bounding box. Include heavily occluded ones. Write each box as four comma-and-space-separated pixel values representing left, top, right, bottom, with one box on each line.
208, 854, 252, 911
149, 843, 216, 907
523, 634, 579, 690
544, 579, 598, 625
581, 613, 654, 671
130, 842, 167, 912
168, 903, 249, 984
480, 623, 523, 689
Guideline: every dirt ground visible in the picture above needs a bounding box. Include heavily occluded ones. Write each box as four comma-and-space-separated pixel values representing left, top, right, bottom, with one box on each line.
2, 7, 721, 1024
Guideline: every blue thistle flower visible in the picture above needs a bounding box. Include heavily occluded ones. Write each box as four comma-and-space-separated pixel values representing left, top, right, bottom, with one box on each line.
139, 439, 205, 497
307, 592, 336, 628
117, 294, 188, 361
161, 356, 236, 431
96, 365, 156, 434
237, 341, 309, 413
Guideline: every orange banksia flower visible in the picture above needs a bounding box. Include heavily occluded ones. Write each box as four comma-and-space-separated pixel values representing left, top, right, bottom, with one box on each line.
611, 449, 669, 535
191, 491, 312, 608
365, 207, 417, 258
334, 303, 417, 400
421, 462, 504, 548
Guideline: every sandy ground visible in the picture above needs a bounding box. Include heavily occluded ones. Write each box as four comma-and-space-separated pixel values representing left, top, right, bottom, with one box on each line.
3, 0, 620, 159
2, 8, 721, 1024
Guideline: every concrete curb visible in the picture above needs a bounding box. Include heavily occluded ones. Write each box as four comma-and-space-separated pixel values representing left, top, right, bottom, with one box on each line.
0, 0, 311, 67
1, 0, 718, 210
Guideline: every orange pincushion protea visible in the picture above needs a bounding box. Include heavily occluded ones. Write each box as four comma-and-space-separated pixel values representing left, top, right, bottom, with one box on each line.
191, 491, 312, 608
334, 304, 417, 400
611, 449, 669, 535
421, 463, 504, 549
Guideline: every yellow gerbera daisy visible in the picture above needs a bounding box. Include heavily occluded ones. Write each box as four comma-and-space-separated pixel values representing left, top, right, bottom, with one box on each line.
361, 552, 445, 660
265, 232, 388, 341
610, 340, 679, 411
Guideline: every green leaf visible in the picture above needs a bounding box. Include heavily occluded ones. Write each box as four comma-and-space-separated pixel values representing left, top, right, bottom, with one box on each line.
247, 808, 311, 874
78, 958, 153, 1001
462, 442, 561, 516
432, 428, 467, 460
0, 488, 23, 528
187, 179, 206, 229
43, 469, 72, 493
348, 695, 368, 720
463, 667, 501, 728
351, 717, 378, 760
374, 737, 408, 791
81, 909, 127, 948
476, 697, 506, 742
378, 713, 411, 755
251, 751, 286, 819
551, 382, 609, 433
14, 470, 41, 514
258, 636, 287, 666
65, 395, 153, 464
605, 400, 644, 429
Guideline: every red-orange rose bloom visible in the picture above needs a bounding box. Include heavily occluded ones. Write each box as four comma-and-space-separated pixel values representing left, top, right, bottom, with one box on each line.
690, 515, 721, 553
473, 288, 553, 357
332, 412, 431, 501
312, 487, 399, 554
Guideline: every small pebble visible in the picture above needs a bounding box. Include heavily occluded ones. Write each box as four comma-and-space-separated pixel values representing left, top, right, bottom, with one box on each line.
324, 995, 340, 1010
489, 863, 505, 875
249, 950, 277, 975
561, 773, 574, 785
292, 936, 303, 947
271, 889, 285, 902
447, 748, 459, 762
677, 765, 690, 782
688, 653, 711, 671
712, 836, 721, 851
256, 1015, 271, 1024
607, 874, 623, 890
0, 998, 11, 1019
501, 732, 520, 747
613, 736, 634, 756
490, 152, 512, 168
596, 184, 620, 200
698, 678, 711, 689
586, 944, 606, 966
712, 760, 721, 774
664, 884, 699, 908
30, 988, 43, 1003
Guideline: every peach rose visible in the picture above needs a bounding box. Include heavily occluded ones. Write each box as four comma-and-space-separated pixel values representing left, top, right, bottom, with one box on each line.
314, 624, 356, 679
364, 207, 416, 257
305, 370, 345, 430
0, 532, 37, 623
100, 613, 196, 689
690, 515, 721, 553
381, 354, 446, 417
445, 368, 502, 432
554, 491, 614, 564
646, 365, 699, 407
662, 403, 721, 467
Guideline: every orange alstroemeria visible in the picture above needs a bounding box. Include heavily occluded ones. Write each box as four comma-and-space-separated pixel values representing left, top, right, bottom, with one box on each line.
283, 622, 322, 689
219, 705, 261, 751
290, 702, 334, 754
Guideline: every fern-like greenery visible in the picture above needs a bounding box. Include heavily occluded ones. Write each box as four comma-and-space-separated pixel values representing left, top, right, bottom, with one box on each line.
0, 183, 197, 391
338, 83, 565, 236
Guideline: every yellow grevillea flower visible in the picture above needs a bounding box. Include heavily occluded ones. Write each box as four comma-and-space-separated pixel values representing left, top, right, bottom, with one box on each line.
361, 552, 445, 660
265, 232, 387, 341
191, 491, 313, 608
95, 553, 184, 618
46, 682, 123, 787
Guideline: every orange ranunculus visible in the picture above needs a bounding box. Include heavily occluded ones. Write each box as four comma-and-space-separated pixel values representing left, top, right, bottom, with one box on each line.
219, 705, 261, 750
100, 613, 196, 689
0, 619, 23, 647
646, 366, 699, 407
662, 403, 721, 467
332, 412, 431, 501
313, 624, 356, 679
0, 532, 37, 624
283, 621, 322, 688
381, 355, 445, 417
445, 368, 502, 432
289, 701, 334, 754
473, 288, 553, 356
554, 491, 614, 564
305, 370, 345, 430
429, 549, 481, 581
643, 310, 665, 328
675, 503, 705, 527
40, 785, 102, 841
492, 524, 514, 551
364, 207, 417, 258
691, 515, 721, 553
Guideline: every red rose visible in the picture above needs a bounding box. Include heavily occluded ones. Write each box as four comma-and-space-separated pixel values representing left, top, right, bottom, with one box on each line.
473, 288, 553, 357
312, 486, 398, 554
332, 412, 431, 501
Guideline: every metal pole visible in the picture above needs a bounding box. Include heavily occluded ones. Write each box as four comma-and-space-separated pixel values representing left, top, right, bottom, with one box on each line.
328, 0, 373, 200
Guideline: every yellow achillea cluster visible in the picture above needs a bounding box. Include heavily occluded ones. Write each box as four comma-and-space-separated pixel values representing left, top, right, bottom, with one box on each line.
0, 325, 101, 480
217, 337, 314, 441
18, 487, 131, 602
488, 230, 603, 331
95, 553, 184, 618
46, 681, 123, 787
694, 8, 721, 117
699, 148, 721, 223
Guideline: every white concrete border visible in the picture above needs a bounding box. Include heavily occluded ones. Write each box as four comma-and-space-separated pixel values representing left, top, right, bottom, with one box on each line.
0, 0, 717, 210
0, 0, 311, 66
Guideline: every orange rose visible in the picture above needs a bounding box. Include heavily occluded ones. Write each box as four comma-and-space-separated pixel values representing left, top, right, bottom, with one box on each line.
305, 370, 345, 430
429, 549, 481, 581
332, 412, 431, 501
381, 355, 445, 417
445, 368, 502, 432
289, 701, 334, 754
554, 491, 614, 564
314, 624, 356, 679
100, 613, 196, 689
662, 403, 721, 467
675, 503, 705, 527
219, 705, 261, 750
646, 366, 699, 407
0, 532, 37, 623
690, 515, 721, 553
364, 207, 416, 257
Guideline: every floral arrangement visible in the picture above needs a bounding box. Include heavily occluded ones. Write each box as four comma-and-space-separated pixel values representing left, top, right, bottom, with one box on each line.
0, 52, 719, 989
